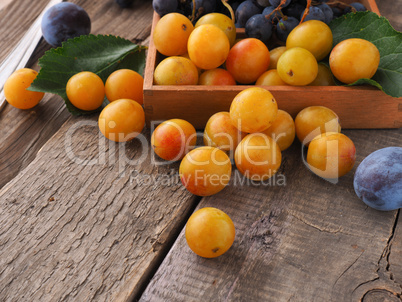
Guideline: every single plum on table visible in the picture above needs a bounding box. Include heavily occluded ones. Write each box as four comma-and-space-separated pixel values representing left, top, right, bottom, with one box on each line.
307, 132, 356, 179
66, 71, 105, 111
41, 2, 91, 47
98, 99, 145, 142
204, 112, 246, 152
180, 146, 232, 196
185, 207, 235, 258
235, 133, 282, 181
4, 68, 44, 109
105, 69, 144, 105
354, 147, 402, 211
295, 106, 341, 146
151, 119, 197, 162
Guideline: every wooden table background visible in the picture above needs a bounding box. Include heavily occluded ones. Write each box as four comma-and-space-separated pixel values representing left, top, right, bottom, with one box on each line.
0, 0, 401, 301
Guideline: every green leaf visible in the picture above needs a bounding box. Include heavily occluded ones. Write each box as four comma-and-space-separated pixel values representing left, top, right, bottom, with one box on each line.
30, 34, 147, 115
330, 11, 402, 98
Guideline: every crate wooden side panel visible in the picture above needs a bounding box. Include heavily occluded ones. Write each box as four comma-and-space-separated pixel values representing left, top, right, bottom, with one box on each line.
143, 0, 402, 130
144, 85, 401, 129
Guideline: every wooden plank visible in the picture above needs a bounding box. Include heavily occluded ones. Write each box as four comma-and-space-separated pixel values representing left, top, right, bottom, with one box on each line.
0, 116, 199, 301
140, 129, 402, 301
0, 0, 13, 13
0, 0, 154, 189
377, 0, 402, 30
0, 0, 50, 62
0, 0, 64, 113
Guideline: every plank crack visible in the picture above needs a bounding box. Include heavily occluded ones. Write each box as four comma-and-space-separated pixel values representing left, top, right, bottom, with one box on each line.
290, 212, 343, 234
351, 277, 380, 295
377, 209, 401, 285
333, 249, 365, 289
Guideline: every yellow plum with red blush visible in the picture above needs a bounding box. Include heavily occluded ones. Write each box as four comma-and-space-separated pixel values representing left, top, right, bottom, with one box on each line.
151, 119, 197, 161
199, 68, 236, 86
225, 38, 270, 84
204, 112, 246, 152
307, 132, 356, 179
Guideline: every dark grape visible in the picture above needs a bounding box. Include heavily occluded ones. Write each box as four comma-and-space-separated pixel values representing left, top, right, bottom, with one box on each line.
152, 0, 178, 16
316, 3, 333, 24
191, 0, 217, 18
228, 0, 242, 13
354, 147, 402, 211
283, 2, 305, 19
180, 0, 194, 17
235, 0, 262, 27
276, 16, 298, 41
256, 0, 271, 7
262, 6, 282, 24
41, 2, 91, 47
115, 0, 135, 8
331, 6, 344, 18
301, 6, 325, 23
269, 0, 291, 8
344, 2, 367, 14
245, 13, 273, 44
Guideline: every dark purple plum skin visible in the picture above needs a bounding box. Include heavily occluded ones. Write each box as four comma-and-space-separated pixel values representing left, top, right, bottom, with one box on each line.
41, 2, 91, 47
354, 147, 402, 211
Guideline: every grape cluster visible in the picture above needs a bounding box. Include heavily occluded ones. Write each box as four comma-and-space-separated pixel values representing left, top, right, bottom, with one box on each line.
152, 0, 367, 43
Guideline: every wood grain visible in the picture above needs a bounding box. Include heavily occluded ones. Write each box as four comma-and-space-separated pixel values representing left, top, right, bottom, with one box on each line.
0, 0, 63, 112
0, 0, 154, 189
141, 129, 402, 302
0, 116, 199, 301
377, 0, 402, 30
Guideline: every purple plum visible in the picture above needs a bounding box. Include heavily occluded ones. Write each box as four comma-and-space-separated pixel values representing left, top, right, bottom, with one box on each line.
354, 147, 402, 211
41, 2, 91, 47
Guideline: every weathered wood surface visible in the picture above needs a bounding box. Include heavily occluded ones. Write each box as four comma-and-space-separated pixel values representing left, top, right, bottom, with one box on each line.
0, 0, 153, 189
0, 116, 199, 301
141, 130, 402, 302
0, 0, 200, 301
0, 0, 401, 302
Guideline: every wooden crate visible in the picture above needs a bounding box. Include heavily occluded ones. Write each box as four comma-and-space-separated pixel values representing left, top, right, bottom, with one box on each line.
143, 0, 402, 129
